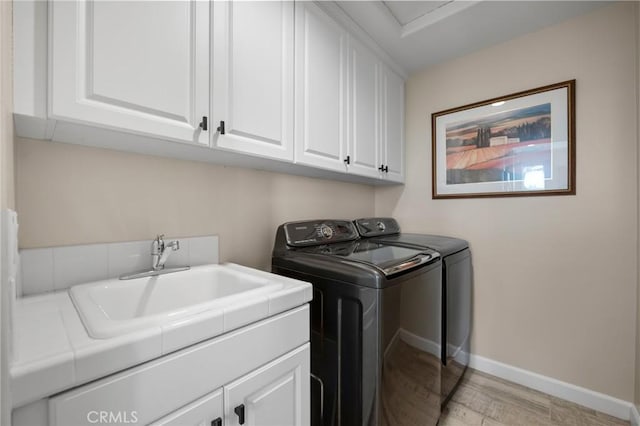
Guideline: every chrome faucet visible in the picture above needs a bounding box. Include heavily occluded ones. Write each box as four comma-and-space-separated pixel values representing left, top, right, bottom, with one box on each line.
152, 234, 180, 271
119, 235, 190, 280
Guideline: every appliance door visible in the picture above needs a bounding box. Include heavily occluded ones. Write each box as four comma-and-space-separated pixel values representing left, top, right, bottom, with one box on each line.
273, 258, 442, 426
379, 262, 442, 426
441, 248, 472, 404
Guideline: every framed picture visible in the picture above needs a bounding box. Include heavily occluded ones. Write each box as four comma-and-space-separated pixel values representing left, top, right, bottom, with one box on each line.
431, 80, 575, 199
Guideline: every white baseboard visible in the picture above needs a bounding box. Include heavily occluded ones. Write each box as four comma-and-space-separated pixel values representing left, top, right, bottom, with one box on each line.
631, 404, 639, 426
469, 354, 634, 421
389, 330, 634, 422
398, 328, 440, 357
398, 328, 469, 364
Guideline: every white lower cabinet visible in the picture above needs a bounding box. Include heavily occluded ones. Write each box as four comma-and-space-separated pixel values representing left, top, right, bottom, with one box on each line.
154, 344, 310, 426
225, 345, 309, 426
39, 306, 310, 426
151, 389, 224, 426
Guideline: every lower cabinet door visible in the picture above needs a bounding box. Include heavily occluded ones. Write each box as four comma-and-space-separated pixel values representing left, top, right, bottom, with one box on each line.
150, 389, 223, 426
225, 344, 310, 426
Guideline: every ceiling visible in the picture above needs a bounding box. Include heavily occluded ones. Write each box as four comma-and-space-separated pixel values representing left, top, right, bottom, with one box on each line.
384, 1, 453, 26
336, 1, 610, 75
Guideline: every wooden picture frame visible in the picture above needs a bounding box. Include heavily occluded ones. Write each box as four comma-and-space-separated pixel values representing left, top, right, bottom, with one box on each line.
431, 80, 576, 199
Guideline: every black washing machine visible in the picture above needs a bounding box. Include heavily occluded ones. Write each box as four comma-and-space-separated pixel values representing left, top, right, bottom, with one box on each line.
354, 217, 472, 409
272, 219, 447, 426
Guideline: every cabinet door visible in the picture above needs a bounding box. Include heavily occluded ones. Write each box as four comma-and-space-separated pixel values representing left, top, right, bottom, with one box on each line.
347, 37, 380, 178
212, 1, 294, 161
225, 344, 310, 426
294, 3, 348, 172
380, 65, 405, 182
50, 1, 209, 145
151, 389, 223, 426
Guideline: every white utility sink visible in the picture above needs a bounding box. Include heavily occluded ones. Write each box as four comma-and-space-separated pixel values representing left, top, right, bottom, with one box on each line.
70, 264, 284, 339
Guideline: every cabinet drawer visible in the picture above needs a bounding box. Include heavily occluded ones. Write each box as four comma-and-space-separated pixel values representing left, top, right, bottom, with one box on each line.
49, 305, 309, 425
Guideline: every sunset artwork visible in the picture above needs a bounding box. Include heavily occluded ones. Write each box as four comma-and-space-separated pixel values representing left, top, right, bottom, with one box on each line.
445, 103, 552, 185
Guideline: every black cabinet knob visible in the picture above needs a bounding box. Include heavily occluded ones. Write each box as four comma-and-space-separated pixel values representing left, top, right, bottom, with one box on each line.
210, 418, 222, 426
199, 116, 208, 131
234, 404, 245, 425
344, 155, 350, 165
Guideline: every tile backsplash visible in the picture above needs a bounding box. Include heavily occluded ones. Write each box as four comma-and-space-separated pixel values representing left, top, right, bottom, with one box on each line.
19, 236, 219, 297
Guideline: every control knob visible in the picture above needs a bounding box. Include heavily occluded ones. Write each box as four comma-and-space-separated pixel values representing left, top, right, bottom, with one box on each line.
319, 224, 334, 239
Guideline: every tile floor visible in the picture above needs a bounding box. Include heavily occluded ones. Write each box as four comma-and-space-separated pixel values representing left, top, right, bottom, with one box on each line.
439, 369, 630, 426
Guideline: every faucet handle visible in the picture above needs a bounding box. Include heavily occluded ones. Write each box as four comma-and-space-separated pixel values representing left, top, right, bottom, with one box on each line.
152, 234, 165, 255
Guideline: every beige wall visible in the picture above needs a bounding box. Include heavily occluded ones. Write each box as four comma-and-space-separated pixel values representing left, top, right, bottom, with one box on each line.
15, 138, 375, 270
375, 2, 638, 401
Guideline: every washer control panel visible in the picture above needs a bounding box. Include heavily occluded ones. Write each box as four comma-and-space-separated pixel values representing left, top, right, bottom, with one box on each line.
354, 217, 400, 237
284, 220, 358, 247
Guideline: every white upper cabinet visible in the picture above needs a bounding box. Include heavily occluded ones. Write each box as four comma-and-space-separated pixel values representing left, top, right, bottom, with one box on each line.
347, 37, 380, 179
212, 1, 295, 161
294, 2, 348, 172
17, 0, 405, 184
49, 0, 210, 145
380, 65, 405, 182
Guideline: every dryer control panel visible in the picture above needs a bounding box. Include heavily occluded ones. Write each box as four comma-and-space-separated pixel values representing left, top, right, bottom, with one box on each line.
283, 220, 358, 247
354, 217, 400, 237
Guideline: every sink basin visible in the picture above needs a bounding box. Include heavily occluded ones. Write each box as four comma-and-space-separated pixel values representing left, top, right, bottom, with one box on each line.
70, 264, 284, 339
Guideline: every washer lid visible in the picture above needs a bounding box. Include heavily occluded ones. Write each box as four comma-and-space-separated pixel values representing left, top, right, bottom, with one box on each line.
298, 240, 440, 277
372, 234, 469, 257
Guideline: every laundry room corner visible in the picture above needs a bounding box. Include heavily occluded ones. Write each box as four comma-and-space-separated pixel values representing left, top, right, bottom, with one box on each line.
376, 1, 639, 405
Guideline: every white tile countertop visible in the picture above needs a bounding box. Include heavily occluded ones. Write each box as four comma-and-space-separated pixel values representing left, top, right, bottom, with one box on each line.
10, 264, 312, 408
